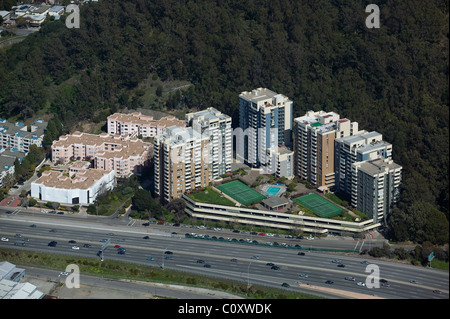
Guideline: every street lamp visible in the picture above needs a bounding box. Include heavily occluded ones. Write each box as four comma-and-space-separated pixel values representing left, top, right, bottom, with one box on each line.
161, 248, 166, 269
247, 261, 252, 289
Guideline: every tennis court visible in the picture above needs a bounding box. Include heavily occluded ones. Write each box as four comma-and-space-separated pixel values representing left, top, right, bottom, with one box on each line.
216, 180, 266, 205
294, 193, 342, 218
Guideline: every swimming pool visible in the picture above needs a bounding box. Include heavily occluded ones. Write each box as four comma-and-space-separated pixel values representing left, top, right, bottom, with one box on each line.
266, 186, 281, 196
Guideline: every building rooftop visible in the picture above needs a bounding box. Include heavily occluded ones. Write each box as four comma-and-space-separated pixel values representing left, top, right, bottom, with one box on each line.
0, 119, 47, 141
52, 132, 151, 159
354, 158, 402, 176
33, 168, 114, 190
108, 112, 185, 129
262, 196, 290, 208
0, 279, 44, 299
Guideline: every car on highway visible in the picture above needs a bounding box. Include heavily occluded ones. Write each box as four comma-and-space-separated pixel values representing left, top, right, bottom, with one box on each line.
281, 283, 290, 288
361, 260, 369, 265
337, 264, 345, 268
250, 255, 259, 260
114, 245, 121, 248
29, 224, 36, 228
157, 221, 164, 225
83, 244, 91, 248
196, 259, 205, 264
203, 264, 211, 268
60, 272, 69, 276
118, 250, 125, 255
266, 262, 275, 266
325, 280, 334, 285
299, 273, 308, 278
69, 240, 77, 244
230, 258, 238, 262
271, 265, 280, 270
410, 280, 420, 284
49, 229, 57, 233
164, 251, 173, 255
357, 281, 365, 286
433, 290, 442, 294
1, 237, 9, 242
298, 252, 306, 256
72, 246, 79, 250
331, 259, 342, 263
143, 236, 150, 239
15, 234, 22, 238
146, 257, 155, 261
345, 276, 355, 281
48, 241, 57, 247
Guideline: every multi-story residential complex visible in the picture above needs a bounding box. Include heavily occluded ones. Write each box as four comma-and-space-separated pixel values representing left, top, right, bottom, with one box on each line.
238, 88, 293, 171
154, 126, 210, 203
51, 132, 151, 177
0, 149, 26, 188
0, 119, 47, 153
351, 158, 402, 223
265, 146, 294, 180
293, 111, 358, 190
185, 107, 232, 179
107, 112, 185, 138
334, 131, 393, 196
31, 166, 115, 205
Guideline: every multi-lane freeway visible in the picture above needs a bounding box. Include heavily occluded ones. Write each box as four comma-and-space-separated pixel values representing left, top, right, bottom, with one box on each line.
0, 208, 448, 299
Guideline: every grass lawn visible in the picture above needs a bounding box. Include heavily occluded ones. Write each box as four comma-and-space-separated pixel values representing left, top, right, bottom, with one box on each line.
186, 186, 236, 206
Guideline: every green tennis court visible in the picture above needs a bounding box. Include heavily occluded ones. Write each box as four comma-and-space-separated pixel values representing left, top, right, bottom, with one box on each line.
294, 193, 342, 218
216, 180, 266, 205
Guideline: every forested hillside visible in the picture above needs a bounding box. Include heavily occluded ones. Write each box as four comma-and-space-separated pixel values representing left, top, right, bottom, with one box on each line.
0, 0, 448, 244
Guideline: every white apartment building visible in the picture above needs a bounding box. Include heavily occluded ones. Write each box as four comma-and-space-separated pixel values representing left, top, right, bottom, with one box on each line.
351, 158, 402, 223
293, 111, 358, 190
0, 119, 47, 153
51, 132, 151, 177
238, 88, 293, 171
107, 112, 185, 138
334, 131, 393, 196
31, 167, 115, 205
154, 126, 210, 203
185, 107, 232, 180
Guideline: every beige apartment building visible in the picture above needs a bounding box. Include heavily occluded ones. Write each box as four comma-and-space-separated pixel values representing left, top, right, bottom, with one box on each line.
154, 126, 210, 203
51, 132, 151, 177
107, 112, 185, 137
293, 111, 359, 190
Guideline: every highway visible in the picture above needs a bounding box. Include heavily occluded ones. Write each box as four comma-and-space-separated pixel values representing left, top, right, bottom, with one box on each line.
0, 209, 448, 299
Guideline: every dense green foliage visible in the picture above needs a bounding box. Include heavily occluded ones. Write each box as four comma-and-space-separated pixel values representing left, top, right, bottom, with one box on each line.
0, 0, 448, 244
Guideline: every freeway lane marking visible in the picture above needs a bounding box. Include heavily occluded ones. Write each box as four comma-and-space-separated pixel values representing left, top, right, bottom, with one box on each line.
1, 217, 448, 295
